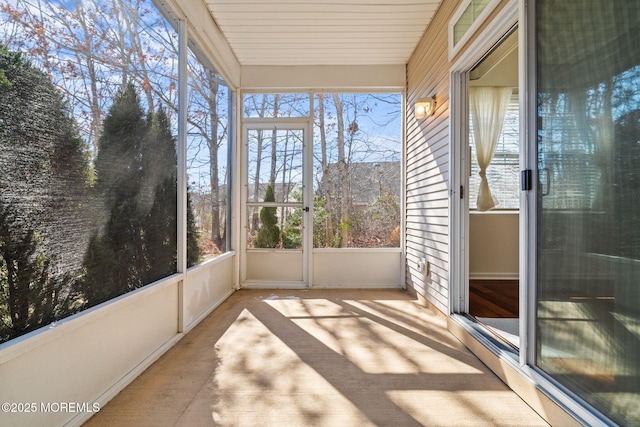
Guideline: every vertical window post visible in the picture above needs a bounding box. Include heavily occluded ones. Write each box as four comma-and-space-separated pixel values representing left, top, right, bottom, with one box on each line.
177, 19, 188, 275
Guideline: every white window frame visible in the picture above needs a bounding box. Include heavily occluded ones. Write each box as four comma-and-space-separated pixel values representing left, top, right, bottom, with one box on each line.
449, 0, 503, 60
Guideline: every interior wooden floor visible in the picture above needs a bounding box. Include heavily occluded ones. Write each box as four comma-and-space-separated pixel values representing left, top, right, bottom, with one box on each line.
83, 289, 547, 427
469, 280, 519, 318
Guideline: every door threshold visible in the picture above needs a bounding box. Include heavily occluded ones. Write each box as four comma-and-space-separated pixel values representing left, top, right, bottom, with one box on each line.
473, 316, 520, 349
449, 314, 605, 427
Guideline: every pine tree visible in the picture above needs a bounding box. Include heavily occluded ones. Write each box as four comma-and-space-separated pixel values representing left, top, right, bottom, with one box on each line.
142, 107, 178, 282
187, 192, 201, 267
0, 208, 80, 342
255, 184, 280, 248
83, 83, 148, 305
0, 44, 87, 342
82, 85, 201, 306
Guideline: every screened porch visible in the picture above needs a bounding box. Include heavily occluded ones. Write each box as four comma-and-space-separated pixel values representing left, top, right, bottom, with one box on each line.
4, 0, 635, 426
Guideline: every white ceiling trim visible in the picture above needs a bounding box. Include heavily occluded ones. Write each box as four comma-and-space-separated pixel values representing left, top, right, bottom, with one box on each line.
168, 0, 242, 88
241, 64, 406, 90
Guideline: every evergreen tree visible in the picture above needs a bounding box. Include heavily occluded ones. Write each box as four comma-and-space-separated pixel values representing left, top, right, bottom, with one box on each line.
82, 85, 201, 306
187, 192, 201, 267
0, 208, 81, 342
0, 44, 87, 342
142, 108, 177, 282
255, 184, 280, 248
82, 83, 149, 305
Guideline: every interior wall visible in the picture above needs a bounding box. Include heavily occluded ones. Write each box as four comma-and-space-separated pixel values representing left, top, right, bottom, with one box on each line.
467, 30, 519, 280
183, 254, 236, 331
405, 0, 513, 314
469, 212, 519, 279
313, 249, 402, 288
0, 255, 235, 427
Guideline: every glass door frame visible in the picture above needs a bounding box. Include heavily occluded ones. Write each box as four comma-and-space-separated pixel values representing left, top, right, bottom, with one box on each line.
239, 120, 313, 288
522, 1, 622, 424
448, 1, 621, 424
449, 1, 520, 319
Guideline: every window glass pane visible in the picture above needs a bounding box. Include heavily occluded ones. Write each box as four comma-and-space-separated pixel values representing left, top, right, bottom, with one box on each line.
247, 129, 304, 203
536, 1, 640, 424
0, 0, 179, 343
313, 94, 401, 248
243, 94, 310, 118
246, 206, 303, 250
469, 93, 520, 210
187, 46, 231, 261
246, 128, 304, 250
453, 0, 492, 45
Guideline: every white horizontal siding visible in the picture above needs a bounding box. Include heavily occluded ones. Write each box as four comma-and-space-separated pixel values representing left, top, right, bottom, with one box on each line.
405, 0, 460, 315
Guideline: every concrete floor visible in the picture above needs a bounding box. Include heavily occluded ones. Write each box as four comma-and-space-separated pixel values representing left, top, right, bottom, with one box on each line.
84, 289, 548, 427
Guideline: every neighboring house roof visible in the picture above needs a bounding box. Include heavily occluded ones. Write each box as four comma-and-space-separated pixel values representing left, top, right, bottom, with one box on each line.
247, 182, 301, 203
320, 161, 401, 206
189, 182, 300, 204
191, 162, 399, 207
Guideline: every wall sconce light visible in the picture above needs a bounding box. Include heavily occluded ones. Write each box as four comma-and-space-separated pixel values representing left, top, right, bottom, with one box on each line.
414, 96, 436, 120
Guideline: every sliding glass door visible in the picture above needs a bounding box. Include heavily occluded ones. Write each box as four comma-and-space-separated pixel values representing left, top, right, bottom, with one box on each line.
535, 1, 640, 424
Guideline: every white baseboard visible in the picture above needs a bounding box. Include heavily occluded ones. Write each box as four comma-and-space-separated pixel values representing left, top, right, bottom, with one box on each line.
241, 280, 307, 289
311, 283, 403, 289
68, 334, 184, 427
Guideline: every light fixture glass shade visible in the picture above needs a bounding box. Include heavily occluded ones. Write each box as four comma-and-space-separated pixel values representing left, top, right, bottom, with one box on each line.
414, 96, 436, 119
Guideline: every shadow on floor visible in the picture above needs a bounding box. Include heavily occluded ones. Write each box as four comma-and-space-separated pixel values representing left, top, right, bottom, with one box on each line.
84, 289, 547, 427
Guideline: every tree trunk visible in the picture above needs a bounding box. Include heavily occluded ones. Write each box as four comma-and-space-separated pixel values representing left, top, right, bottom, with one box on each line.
206, 70, 222, 248
332, 94, 350, 247
318, 94, 334, 245
252, 96, 267, 231
269, 94, 280, 188
109, 0, 130, 87
73, 0, 103, 158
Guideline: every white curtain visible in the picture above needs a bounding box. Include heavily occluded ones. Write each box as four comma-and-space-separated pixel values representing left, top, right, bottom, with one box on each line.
470, 87, 513, 211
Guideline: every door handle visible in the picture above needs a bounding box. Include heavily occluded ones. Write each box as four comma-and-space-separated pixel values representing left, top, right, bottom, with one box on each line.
303, 206, 310, 212
539, 168, 551, 196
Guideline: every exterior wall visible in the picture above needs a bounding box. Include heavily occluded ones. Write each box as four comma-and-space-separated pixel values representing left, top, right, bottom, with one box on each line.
407, 3, 593, 425
405, 0, 512, 314
406, 0, 461, 314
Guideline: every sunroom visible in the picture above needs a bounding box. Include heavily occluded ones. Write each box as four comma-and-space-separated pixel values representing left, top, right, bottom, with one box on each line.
1, 0, 639, 426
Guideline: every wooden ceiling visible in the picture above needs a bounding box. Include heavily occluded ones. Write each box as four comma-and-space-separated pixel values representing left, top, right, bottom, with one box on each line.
204, 0, 443, 66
